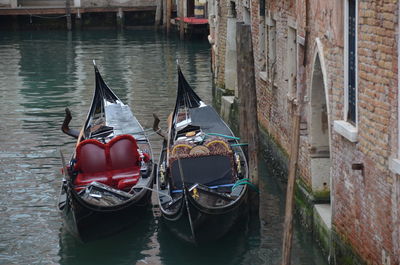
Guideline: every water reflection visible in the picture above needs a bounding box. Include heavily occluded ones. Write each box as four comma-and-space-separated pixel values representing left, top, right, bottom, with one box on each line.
59, 210, 154, 265
0, 29, 326, 265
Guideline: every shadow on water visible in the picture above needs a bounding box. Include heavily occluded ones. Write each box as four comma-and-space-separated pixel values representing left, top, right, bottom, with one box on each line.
157, 213, 254, 265
59, 209, 155, 265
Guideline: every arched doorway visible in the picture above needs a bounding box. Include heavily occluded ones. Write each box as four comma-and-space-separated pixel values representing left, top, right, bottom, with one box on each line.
309, 48, 331, 202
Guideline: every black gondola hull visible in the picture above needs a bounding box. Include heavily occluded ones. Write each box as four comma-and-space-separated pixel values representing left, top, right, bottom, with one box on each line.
161, 189, 248, 244
58, 64, 155, 241
157, 67, 250, 244
59, 180, 153, 242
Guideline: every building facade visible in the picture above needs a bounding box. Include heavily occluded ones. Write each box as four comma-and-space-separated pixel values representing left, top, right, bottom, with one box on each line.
208, 0, 400, 264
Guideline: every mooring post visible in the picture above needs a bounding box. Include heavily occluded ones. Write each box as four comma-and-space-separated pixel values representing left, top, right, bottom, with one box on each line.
155, 0, 162, 27
179, 0, 185, 40
281, 0, 308, 263
166, 0, 172, 34
75, 8, 82, 30
236, 22, 260, 212
66, 0, 72, 30
162, 0, 167, 27
281, 103, 301, 265
116, 8, 124, 30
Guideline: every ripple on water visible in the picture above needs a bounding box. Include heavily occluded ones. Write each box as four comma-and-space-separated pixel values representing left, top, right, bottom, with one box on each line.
0, 29, 327, 265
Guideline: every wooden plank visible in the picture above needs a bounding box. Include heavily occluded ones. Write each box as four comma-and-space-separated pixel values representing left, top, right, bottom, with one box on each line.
281, 104, 301, 265
65, 0, 71, 30
179, 0, 184, 39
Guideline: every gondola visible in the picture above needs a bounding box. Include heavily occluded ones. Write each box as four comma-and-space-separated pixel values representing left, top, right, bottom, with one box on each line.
58, 62, 155, 241
155, 66, 249, 244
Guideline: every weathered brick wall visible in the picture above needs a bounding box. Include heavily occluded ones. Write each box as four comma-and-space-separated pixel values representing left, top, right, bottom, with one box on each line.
330, 1, 398, 264
244, 0, 399, 264
214, 0, 399, 263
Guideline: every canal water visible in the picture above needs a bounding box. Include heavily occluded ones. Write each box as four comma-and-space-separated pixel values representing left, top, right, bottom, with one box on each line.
0, 30, 327, 265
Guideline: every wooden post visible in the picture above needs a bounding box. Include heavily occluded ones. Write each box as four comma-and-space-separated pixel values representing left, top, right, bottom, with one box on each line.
179, 0, 185, 40
163, 0, 167, 26
281, 104, 301, 265
281, 0, 308, 263
166, 0, 172, 34
66, 0, 72, 30
155, 0, 162, 27
236, 22, 259, 211
116, 8, 124, 30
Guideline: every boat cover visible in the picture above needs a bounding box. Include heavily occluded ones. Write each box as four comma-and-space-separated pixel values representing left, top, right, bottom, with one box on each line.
170, 155, 234, 189
188, 106, 232, 136
105, 103, 146, 140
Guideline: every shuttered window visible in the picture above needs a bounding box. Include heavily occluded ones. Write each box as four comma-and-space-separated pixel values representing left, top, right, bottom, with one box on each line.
347, 0, 356, 123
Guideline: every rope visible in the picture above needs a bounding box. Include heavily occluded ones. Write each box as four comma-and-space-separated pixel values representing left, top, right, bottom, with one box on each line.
133, 186, 172, 201
232, 178, 259, 193
231, 143, 248, 147
23, 8, 68, 19
205, 133, 240, 140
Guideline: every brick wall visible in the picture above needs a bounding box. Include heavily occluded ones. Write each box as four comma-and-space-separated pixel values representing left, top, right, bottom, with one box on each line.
330, 1, 398, 264
214, 0, 400, 264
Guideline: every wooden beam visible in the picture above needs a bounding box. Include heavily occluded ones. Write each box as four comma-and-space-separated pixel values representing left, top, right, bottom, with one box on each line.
281, 0, 309, 263
66, 0, 71, 30
179, 0, 184, 40
166, 0, 172, 33
281, 104, 301, 265
0, 6, 157, 16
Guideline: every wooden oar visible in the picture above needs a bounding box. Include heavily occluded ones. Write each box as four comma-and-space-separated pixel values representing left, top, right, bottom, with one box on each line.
59, 149, 69, 180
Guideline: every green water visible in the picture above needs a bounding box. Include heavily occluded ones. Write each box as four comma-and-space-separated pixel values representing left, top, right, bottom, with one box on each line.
0, 29, 327, 265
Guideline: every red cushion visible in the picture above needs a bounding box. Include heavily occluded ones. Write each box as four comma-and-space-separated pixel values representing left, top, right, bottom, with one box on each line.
111, 167, 140, 190
73, 135, 142, 191
75, 139, 108, 173
108, 134, 140, 170
117, 178, 140, 191
74, 172, 110, 186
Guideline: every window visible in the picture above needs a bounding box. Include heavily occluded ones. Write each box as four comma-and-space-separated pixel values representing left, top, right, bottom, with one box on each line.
333, 0, 358, 142
259, 4, 266, 77
267, 17, 277, 84
228, 0, 236, 18
287, 26, 297, 97
269, 19, 277, 83
347, 0, 357, 123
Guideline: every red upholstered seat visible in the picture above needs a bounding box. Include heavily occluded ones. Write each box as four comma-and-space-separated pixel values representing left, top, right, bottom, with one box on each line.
74, 139, 111, 188
108, 135, 140, 169
73, 135, 141, 191
108, 135, 141, 191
